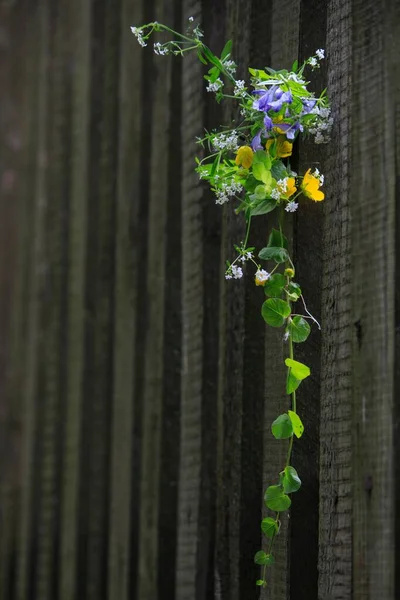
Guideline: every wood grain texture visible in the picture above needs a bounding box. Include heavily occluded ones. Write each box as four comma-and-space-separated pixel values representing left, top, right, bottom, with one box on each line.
351, 0, 397, 597
318, 1, 352, 599
175, 3, 204, 599
58, 1, 91, 598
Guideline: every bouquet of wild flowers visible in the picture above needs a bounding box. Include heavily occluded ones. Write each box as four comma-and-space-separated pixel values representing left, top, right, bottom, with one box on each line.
132, 17, 331, 590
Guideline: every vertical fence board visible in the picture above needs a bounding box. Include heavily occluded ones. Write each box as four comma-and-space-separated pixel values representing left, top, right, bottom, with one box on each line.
318, 1, 352, 599
351, 0, 397, 597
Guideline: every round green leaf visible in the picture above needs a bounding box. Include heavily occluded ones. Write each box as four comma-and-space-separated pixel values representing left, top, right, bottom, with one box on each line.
264, 485, 291, 512
288, 316, 311, 343
262, 298, 291, 327
271, 414, 293, 439
281, 466, 302, 493
264, 273, 286, 297
286, 370, 301, 394
259, 246, 289, 263
256, 579, 267, 587
254, 550, 268, 565
285, 358, 310, 380
288, 410, 304, 438
261, 517, 279, 538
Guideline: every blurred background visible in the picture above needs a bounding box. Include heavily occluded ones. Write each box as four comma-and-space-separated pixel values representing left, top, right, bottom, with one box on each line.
0, 0, 398, 599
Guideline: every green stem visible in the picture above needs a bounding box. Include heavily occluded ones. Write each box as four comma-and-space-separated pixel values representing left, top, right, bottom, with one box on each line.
244, 215, 252, 248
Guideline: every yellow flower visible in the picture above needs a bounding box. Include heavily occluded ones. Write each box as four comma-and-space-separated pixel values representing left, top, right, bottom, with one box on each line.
284, 268, 295, 278
301, 168, 325, 201
272, 115, 287, 135
235, 145, 253, 169
284, 177, 297, 198
266, 136, 293, 158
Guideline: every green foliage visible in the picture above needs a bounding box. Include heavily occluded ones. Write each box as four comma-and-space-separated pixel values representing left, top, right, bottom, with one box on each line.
262, 299, 291, 327
135, 20, 329, 591
271, 414, 293, 439
265, 485, 291, 512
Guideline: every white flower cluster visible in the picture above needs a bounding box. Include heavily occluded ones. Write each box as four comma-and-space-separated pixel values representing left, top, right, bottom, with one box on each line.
312, 168, 324, 185
223, 59, 237, 76
212, 130, 239, 151
271, 188, 281, 200
308, 106, 333, 143
234, 80, 246, 97
225, 265, 243, 280
154, 42, 169, 56
285, 200, 298, 213
277, 178, 289, 194
316, 48, 325, 60
131, 26, 147, 47
255, 269, 270, 284
309, 57, 318, 68
206, 78, 224, 93
239, 251, 253, 263
188, 16, 194, 22
215, 180, 243, 205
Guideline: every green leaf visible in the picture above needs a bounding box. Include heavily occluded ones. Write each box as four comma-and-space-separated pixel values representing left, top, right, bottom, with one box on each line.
259, 246, 289, 263
262, 298, 291, 327
271, 414, 293, 439
291, 59, 299, 71
288, 316, 311, 343
285, 358, 310, 379
256, 579, 266, 587
202, 46, 224, 70
221, 39, 232, 60
264, 485, 291, 512
253, 150, 272, 169
210, 154, 220, 177
197, 50, 208, 65
288, 410, 304, 438
254, 551, 268, 565
264, 273, 286, 297
250, 198, 277, 216
261, 517, 279, 538
271, 161, 288, 181
287, 282, 302, 299
286, 370, 301, 394
253, 163, 273, 186
281, 466, 302, 493
268, 228, 288, 249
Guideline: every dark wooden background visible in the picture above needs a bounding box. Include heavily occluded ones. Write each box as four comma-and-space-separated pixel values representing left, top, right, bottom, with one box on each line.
0, 0, 399, 599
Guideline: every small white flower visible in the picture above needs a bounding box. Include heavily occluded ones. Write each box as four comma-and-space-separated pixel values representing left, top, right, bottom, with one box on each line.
212, 131, 239, 151
277, 178, 289, 194
206, 78, 224, 93
283, 331, 290, 342
234, 80, 246, 97
316, 48, 325, 60
154, 42, 168, 56
231, 265, 243, 279
223, 59, 237, 76
255, 269, 270, 286
309, 57, 317, 68
312, 168, 324, 185
239, 251, 253, 263
271, 188, 281, 200
188, 16, 194, 22
285, 201, 299, 213
225, 273, 233, 280
131, 26, 147, 47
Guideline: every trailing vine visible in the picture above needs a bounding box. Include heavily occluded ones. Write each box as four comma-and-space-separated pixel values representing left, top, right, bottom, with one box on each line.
131, 18, 331, 591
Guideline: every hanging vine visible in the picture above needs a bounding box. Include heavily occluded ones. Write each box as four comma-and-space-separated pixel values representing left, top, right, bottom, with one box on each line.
131, 17, 331, 590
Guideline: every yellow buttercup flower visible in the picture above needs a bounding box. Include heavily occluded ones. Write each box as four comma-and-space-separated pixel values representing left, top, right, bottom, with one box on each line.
266, 136, 293, 158
272, 115, 287, 135
284, 177, 297, 198
301, 168, 325, 201
235, 145, 253, 169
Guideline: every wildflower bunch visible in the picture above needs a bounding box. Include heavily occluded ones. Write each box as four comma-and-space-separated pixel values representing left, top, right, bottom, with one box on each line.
131, 19, 330, 591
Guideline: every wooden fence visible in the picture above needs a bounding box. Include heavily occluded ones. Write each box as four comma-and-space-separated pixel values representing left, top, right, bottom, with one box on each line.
0, 0, 399, 598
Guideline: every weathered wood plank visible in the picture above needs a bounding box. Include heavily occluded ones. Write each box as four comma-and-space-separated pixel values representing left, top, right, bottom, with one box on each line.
106, 1, 142, 599
58, 1, 91, 598
33, 2, 70, 597
15, 3, 49, 598
136, 0, 174, 597
175, 2, 204, 599
318, 1, 352, 598
351, 0, 397, 597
